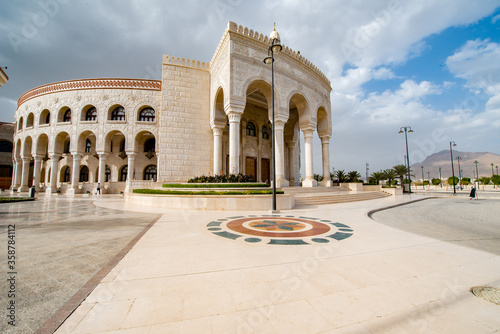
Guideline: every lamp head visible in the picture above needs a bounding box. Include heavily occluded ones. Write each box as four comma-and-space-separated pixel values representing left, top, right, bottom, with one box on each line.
263, 56, 273, 65
398, 130, 403, 134
408, 129, 413, 133
269, 24, 282, 53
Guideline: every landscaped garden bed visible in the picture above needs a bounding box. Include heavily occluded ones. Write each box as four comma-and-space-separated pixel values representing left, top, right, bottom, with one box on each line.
0, 197, 35, 204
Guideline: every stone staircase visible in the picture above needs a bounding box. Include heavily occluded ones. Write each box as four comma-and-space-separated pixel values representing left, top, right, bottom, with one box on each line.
285, 187, 391, 206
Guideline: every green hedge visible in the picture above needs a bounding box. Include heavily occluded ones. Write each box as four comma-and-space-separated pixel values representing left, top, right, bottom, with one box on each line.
162, 183, 269, 188
133, 189, 283, 195
0, 197, 35, 203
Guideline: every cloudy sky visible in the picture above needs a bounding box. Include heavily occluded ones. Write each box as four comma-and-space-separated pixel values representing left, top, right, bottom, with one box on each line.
1, 0, 499, 175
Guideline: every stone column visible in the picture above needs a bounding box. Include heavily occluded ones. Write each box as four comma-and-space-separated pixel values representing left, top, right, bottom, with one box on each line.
67, 153, 82, 196
46, 154, 60, 194
228, 112, 241, 175
97, 153, 108, 193
212, 127, 224, 175
32, 155, 43, 191
320, 136, 332, 187
125, 152, 136, 193
12, 158, 22, 191
19, 157, 31, 192
302, 129, 317, 187
274, 120, 289, 187
287, 140, 297, 186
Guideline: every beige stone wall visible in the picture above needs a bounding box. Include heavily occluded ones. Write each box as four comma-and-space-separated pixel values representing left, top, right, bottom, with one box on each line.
159, 57, 211, 181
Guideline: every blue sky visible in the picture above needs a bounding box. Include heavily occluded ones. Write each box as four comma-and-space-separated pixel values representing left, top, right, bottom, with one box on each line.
1, 0, 499, 175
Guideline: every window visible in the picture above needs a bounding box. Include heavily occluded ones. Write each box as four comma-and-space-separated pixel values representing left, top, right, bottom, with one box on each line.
45, 112, 50, 124
63, 167, 71, 182
80, 166, 89, 182
144, 165, 157, 181
105, 165, 111, 182
111, 106, 125, 121
27, 113, 34, 127
262, 126, 270, 140
144, 138, 155, 152
139, 107, 155, 122
63, 109, 71, 122
18, 118, 23, 131
0, 141, 13, 153
64, 141, 70, 154
85, 107, 97, 121
246, 122, 256, 137
120, 165, 128, 181
85, 139, 92, 153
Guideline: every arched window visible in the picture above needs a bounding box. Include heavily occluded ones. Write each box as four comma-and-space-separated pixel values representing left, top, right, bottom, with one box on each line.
63, 166, 71, 182
85, 139, 92, 153
63, 109, 71, 122
45, 112, 50, 124
139, 107, 155, 122
64, 141, 70, 154
27, 113, 34, 127
144, 165, 157, 181
262, 126, 270, 140
105, 165, 111, 182
246, 122, 256, 137
120, 165, 128, 182
80, 166, 89, 182
144, 138, 155, 152
85, 107, 97, 121
111, 106, 125, 121
18, 118, 23, 131
0, 141, 13, 152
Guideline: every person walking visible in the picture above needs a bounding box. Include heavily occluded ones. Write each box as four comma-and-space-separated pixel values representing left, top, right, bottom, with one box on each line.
96, 182, 101, 195
469, 185, 476, 200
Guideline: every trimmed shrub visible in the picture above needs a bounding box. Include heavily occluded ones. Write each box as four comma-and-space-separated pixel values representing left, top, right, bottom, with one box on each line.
133, 189, 284, 195
163, 183, 269, 188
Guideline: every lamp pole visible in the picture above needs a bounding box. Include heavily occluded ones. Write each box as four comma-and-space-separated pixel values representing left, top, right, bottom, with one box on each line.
366, 163, 369, 183
492, 163, 495, 176
264, 24, 282, 212
450, 141, 457, 194
421, 166, 424, 189
399, 126, 413, 193
457, 156, 462, 190
439, 167, 442, 188
474, 160, 479, 183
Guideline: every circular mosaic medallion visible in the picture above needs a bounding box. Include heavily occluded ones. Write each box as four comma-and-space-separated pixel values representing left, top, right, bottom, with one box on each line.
206, 215, 353, 245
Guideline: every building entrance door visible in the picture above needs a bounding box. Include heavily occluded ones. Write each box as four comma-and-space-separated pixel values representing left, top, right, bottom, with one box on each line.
261, 158, 270, 184
245, 156, 256, 181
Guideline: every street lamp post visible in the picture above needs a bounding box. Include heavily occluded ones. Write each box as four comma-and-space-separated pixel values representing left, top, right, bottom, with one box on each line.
457, 156, 462, 190
450, 141, 457, 194
421, 166, 424, 190
264, 24, 282, 212
439, 167, 442, 188
474, 160, 479, 184
492, 163, 495, 176
366, 163, 369, 183
399, 126, 413, 193
496, 165, 499, 175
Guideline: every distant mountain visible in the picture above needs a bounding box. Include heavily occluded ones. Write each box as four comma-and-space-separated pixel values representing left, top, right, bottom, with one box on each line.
410, 150, 500, 180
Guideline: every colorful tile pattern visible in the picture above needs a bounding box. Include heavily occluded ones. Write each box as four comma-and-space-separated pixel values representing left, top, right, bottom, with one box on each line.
207, 215, 354, 245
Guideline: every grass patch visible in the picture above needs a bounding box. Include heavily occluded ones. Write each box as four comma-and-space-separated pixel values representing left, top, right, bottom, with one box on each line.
0, 197, 35, 203
133, 189, 283, 195
162, 183, 269, 188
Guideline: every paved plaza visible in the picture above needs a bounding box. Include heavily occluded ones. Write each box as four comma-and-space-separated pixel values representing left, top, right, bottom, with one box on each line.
1, 194, 500, 333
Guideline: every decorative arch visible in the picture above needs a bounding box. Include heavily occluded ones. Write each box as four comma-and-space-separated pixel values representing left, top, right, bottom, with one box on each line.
58, 106, 72, 123
35, 134, 49, 156
104, 130, 126, 153
39, 109, 50, 125
138, 106, 155, 122
288, 92, 311, 127
82, 105, 97, 121
108, 104, 126, 121
77, 130, 97, 154
53, 131, 71, 155
80, 165, 89, 182
61, 165, 71, 182
22, 136, 33, 158
17, 117, 23, 131
26, 113, 34, 128
316, 106, 331, 137
211, 86, 227, 127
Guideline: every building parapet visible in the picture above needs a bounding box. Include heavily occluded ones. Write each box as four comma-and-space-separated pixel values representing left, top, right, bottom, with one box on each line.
162, 55, 209, 70
17, 78, 162, 108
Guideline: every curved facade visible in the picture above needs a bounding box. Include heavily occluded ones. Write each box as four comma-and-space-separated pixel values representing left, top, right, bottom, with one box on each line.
13, 22, 332, 195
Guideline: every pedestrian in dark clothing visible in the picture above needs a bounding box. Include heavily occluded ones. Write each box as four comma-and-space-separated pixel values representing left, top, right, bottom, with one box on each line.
469, 186, 476, 200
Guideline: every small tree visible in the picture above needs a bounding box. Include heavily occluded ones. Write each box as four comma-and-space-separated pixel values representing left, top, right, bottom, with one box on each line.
314, 174, 323, 182
335, 170, 347, 183
448, 176, 458, 186
393, 164, 408, 188
383, 168, 396, 186
431, 178, 441, 186
461, 177, 471, 186
347, 170, 361, 182
492, 175, 500, 186
370, 171, 385, 185
479, 176, 491, 185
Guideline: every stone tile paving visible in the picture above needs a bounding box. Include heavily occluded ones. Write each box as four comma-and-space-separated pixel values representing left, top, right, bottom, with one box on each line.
0, 197, 158, 334
372, 198, 500, 255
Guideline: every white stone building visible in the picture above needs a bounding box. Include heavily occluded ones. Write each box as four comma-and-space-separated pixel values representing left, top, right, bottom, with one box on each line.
12, 22, 332, 195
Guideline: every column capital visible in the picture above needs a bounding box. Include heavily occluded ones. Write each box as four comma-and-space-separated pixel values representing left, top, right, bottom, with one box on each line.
213, 127, 224, 136
224, 100, 245, 115
320, 135, 331, 143
126, 152, 136, 158
227, 112, 242, 123
302, 128, 315, 138
274, 121, 285, 131
33, 154, 44, 161
72, 153, 83, 160
97, 152, 109, 159
21, 156, 32, 162
49, 153, 61, 160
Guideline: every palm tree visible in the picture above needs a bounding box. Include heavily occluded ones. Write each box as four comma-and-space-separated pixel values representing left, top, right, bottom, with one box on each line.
383, 168, 397, 186
347, 170, 361, 182
393, 164, 408, 187
370, 171, 385, 185
335, 170, 347, 183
